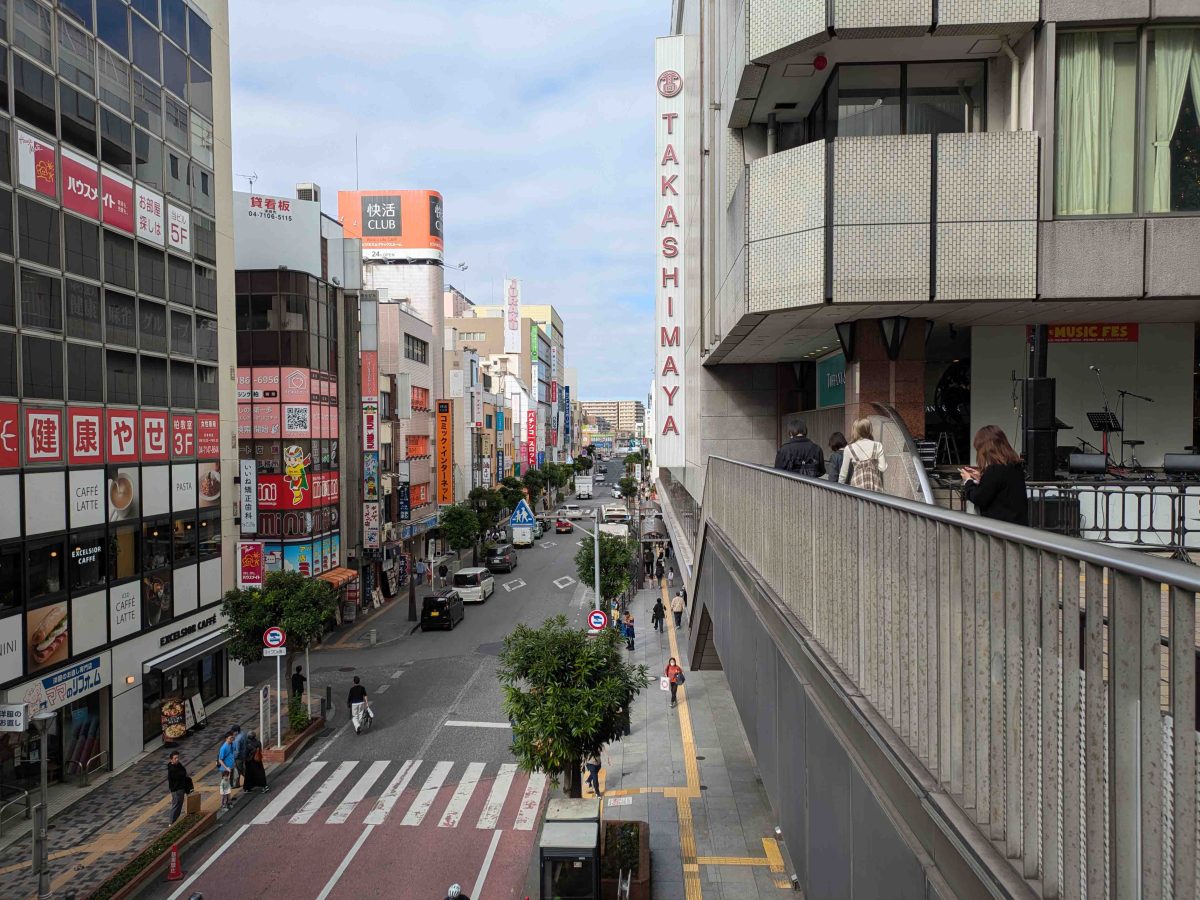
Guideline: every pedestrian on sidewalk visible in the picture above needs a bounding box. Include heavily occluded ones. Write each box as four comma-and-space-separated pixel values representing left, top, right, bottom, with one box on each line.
217, 732, 236, 810
166, 751, 190, 824
624, 612, 636, 651
665, 658, 684, 707
415, 558, 427, 585
230, 724, 246, 790
667, 567, 675, 589
242, 729, 269, 792
654, 558, 664, 581
651, 597, 666, 633
670, 591, 686, 628
291, 665, 307, 703
584, 752, 602, 796
839, 418, 887, 491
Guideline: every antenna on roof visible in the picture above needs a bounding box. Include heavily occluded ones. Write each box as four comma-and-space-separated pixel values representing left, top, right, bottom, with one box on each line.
236, 172, 259, 191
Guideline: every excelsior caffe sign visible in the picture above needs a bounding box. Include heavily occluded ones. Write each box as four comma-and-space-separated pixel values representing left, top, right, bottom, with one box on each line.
654, 35, 696, 468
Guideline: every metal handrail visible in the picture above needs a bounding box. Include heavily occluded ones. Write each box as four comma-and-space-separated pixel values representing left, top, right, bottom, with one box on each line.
0, 786, 31, 835
66, 750, 109, 786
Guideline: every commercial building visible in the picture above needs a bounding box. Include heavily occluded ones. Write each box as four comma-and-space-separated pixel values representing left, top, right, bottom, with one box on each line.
656, 3, 1200, 898
0, 0, 238, 783
579, 400, 645, 435
233, 185, 362, 617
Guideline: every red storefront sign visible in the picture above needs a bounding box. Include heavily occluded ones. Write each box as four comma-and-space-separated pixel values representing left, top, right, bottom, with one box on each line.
1033, 323, 1140, 343
61, 148, 100, 219
256, 471, 340, 511
196, 414, 221, 459
25, 408, 63, 463
239, 542, 264, 588
17, 130, 56, 199
171, 414, 195, 458
107, 410, 139, 462
525, 411, 537, 470
0, 403, 19, 469
361, 352, 378, 404
67, 408, 104, 465
140, 411, 170, 462
101, 170, 134, 234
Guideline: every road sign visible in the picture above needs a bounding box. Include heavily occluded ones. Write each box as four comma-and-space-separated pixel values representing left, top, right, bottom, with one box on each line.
589, 610, 609, 630
508, 499, 536, 527
263, 646, 287, 657
263, 626, 287, 648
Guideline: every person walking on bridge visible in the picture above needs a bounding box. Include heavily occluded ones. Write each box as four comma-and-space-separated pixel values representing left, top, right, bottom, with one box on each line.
774, 420, 824, 477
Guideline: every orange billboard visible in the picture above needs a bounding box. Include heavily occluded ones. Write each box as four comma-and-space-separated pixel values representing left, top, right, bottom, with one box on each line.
337, 190, 443, 259
436, 400, 454, 504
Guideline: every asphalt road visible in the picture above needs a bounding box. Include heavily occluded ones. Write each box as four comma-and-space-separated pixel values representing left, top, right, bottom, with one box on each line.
148, 497, 610, 900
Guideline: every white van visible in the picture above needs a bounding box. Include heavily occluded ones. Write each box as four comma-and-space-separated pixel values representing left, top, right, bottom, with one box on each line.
452, 567, 495, 603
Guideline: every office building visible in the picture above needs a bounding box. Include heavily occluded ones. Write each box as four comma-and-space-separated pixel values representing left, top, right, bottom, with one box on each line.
580, 400, 644, 435
0, 0, 238, 782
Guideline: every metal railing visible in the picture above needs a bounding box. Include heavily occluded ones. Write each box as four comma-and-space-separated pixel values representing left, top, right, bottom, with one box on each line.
66, 750, 109, 787
700, 457, 1198, 900
0, 785, 31, 835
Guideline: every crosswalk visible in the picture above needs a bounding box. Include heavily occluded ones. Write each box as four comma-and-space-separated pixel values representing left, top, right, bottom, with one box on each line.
253, 759, 548, 831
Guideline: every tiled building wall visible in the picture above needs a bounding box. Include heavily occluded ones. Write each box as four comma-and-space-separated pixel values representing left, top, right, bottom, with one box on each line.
935, 0, 1040, 34
833, 0, 931, 39
935, 131, 1037, 301
747, 0, 824, 62
747, 141, 824, 312
832, 135, 931, 303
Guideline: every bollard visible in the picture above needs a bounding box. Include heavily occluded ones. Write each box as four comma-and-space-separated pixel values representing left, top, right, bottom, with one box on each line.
368, 628, 377, 646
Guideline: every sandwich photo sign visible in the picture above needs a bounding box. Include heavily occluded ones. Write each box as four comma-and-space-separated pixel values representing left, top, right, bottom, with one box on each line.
27, 602, 69, 672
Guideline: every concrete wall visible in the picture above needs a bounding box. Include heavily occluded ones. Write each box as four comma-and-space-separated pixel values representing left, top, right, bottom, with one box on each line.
970, 324, 1194, 468
363, 263, 445, 400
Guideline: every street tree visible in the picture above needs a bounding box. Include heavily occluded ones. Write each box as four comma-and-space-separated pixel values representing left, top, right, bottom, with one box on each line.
619, 475, 638, 500
575, 532, 634, 603
573, 456, 593, 474
500, 615, 649, 797
440, 503, 480, 561
522, 467, 547, 510
545, 463, 571, 505
623, 451, 643, 473
499, 476, 526, 513
220, 571, 338, 666
468, 486, 505, 539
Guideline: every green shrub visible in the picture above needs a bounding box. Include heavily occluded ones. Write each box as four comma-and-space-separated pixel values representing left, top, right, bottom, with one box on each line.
601, 821, 642, 878
287, 693, 311, 735
91, 813, 202, 899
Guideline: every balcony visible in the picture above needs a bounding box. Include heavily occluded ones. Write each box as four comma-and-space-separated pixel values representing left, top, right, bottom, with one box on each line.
747, 0, 1040, 63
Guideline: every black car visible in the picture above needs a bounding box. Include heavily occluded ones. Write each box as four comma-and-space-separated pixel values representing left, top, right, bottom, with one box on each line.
486, 544, 518, 573
420, 589, 465, 631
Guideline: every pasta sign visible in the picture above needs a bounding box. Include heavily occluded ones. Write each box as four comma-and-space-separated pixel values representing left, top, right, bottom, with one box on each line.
654, 36, 694, 468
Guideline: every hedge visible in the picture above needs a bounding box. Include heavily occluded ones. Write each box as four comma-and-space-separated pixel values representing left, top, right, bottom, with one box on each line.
89, 812, 202, 900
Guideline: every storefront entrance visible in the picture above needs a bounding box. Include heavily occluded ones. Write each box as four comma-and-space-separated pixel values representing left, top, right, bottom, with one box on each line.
142, 647, 228, 745
1, 688, 110, 793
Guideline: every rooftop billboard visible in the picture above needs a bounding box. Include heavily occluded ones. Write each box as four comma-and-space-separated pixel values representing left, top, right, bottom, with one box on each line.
337, 189, 443, 261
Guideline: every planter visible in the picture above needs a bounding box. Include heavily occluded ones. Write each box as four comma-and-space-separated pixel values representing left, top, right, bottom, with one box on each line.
601, 819, 651, 900
262, 716, 325, 764
86, 809, 216, 900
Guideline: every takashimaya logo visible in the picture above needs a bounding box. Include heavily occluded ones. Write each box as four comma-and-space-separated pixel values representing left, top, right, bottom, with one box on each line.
657, 70, 683, 98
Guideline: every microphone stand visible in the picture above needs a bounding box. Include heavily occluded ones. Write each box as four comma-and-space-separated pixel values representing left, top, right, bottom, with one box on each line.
1093, 368, 1115, 464
1116, 389, 1154, 467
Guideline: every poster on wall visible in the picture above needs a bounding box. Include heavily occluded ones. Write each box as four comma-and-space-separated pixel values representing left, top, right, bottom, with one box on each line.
198, 462, 221, 509
61, 147, 100, 218
142, 573, 173, 628
26, 603, 69, 673
69, 469, 105, 528
363, 503, 381, 549
108, 583, 140, 641
136, 185, 165, 245
101, 169, 135, 234
282, 542, 316, 576
167, 204, 191, 253
107, 467, 140, 521
363, 452, 379, 502
0, 613, 23, 683
239, 459, 257, 532
17, 130, 56, 198
238, 542, 264, 588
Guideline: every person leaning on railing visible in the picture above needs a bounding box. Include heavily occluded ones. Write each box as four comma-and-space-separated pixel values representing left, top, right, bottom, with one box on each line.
958, 425, 1029, 526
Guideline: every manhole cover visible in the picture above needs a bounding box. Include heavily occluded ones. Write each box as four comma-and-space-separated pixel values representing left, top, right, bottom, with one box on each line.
476, 642, 504, 656
338, 666, 356, 672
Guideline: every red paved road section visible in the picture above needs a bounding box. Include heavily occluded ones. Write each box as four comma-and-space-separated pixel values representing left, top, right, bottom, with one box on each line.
176, 769, 544, 899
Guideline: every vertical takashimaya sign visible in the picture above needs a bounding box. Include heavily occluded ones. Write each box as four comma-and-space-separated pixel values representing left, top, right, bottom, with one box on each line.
504, 278, 521, 353
654, 36, 694, 468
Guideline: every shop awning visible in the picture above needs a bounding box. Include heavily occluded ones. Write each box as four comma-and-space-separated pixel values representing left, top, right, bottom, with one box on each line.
143, 629, 230, 673
318, 567, 358, 589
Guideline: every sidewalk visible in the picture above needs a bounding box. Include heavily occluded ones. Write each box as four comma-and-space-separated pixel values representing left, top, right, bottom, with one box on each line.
0, 686, 303, 899
598, 582, 793, 900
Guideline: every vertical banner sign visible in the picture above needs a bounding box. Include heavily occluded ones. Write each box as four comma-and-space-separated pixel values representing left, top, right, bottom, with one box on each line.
361, 347, 381, 547
436, 401, 454, 504
550, 346, 558, 403
654, 36, 694, 468
238, 542, 264, 588
530, 326, 539, 365
525, 411, 537, 471
471, 385, 483, 429
239, 459, 257, 533
563, 386, 572, 449
503, 278, 521, 353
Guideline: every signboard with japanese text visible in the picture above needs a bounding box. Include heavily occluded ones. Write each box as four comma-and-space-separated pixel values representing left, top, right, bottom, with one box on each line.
68, 408, 104, 465
25, 408, 63, 463
361, 352, 379, 405
167, 204, 191, 253
17, 130, 56, 198
472, 386, 483, 429
0, 404, 17, 469
196, 414, 221, 459
101, 169, 135, 233
255, 470, 340, 511
238, 542, 264, 588
336, 190, 444, 260
0, 703, 26, 732
362, 406, 378, 452
140, 411, 170, 462
563, 387, 571, 447
530, 326, 539, 365
107, 410, 139, 463
504, 278, 521, 353
363, 502, 380, 549
398, 482, 411, 521
436, 401, 454, 504
239, 459, 257, 533
15, 654, 111, 713
526, 411, 537, 471
136, 185, 165, 245
61, 147, 100, 218
233, 191, 321, 274
171, 414, 196, 458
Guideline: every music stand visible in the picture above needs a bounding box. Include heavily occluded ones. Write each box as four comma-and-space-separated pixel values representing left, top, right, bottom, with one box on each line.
1086, 411, 1122, 462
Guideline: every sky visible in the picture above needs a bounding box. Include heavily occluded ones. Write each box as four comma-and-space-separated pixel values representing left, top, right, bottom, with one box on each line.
229, 0, 666, 402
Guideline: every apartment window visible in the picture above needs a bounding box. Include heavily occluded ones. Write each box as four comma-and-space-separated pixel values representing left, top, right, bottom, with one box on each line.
172, 513, 196, 564
61, 0, 93, 29
20, 268, 61, 333
22, 335, 62, 399
170, 309, 191, 354
190, 163, 214, 214
162, 39, 187, 99
106, 349, 137, 404
412, 385, 430, 410
196, 364, 217, 409
14, 55, 56, 135
65, 217, 101, 279
459, 331, 487, 342
195, 264, 216, 312
58, 17, 97, 94
18, 196, 58, 268
140, 354, 167, 405
0, 120, 11, 181
190, 115, 213, 168
193, 213, 215, 263
68, 343, 103, 401
166, 149, 188, 202
198, 509, 220, 560
66, 279, 102, 341
60, 83, 98, 157
0, 191, 10, 256
404, 333, 428, 364
188, 9, 212, 71
162, 0, 186, 48
104, 290, 136, 346
195, 313, 216, 360
164, 93, 187, 149
109, 521, 140, 581
133, 0, 159, 27
188, 60, 213, 119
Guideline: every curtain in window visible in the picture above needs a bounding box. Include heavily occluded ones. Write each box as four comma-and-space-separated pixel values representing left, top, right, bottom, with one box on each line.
1150, 29, 1195, 212
1057, 33, 1103, 214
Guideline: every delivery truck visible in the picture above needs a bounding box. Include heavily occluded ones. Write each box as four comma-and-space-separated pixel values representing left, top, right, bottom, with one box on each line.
576, 474, 594, 500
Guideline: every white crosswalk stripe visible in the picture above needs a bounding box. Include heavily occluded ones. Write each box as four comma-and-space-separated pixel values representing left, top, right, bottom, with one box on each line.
439, 762, 485, 828
256, 760, 545, 831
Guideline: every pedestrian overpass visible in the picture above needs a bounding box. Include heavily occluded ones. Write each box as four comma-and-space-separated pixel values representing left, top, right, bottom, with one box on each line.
659, 457, 1197, 899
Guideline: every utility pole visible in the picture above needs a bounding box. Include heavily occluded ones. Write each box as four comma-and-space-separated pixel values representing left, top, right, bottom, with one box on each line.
593, 509, 601, 614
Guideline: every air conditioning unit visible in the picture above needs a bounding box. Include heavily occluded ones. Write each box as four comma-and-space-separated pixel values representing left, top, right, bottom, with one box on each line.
381, 474, 394, 494
296, 182, 321, 203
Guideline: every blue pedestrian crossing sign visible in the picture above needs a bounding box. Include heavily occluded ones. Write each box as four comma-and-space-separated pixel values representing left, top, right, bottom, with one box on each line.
509, 499, 536, 527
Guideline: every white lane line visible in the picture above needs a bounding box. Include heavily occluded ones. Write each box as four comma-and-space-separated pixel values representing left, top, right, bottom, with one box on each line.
312, 719, 351, 761
252, 761, 327, 824
439, 761, 485, 828
376, 683, 390, 694
363, 759, 422, 825
401, 760, 453, 825
390, 669, 404, 679
327, 760, 388, 824
165, 823, 250, 900
444, 720, 511, 728
289, 761, 357, 824
513, 772, 548, 830
314, 824, 375, 900
471, 829, 504, 899
476, 763, 517, 829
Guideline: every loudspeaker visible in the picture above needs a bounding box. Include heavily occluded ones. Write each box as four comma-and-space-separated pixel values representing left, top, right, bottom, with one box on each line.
1023, 378, 1057, 430
1028, 496, 1082, 536
1164, 453, 1200, 476
1069, 452, 1108, 475
1025, 430, 1057, 481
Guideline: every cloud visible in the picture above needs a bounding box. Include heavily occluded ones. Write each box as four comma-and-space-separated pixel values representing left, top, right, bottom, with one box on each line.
229, 0, 666, 399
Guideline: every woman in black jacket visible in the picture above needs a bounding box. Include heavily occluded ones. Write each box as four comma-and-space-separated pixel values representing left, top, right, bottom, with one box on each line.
959, 425, 1028, 525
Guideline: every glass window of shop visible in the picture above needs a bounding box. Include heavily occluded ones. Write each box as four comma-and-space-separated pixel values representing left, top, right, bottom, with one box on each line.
142, 648, 226, 745
1, 689, 108, 792
0, 542, 21, 613
68, 530, 107, 594
27, 538, 66, 604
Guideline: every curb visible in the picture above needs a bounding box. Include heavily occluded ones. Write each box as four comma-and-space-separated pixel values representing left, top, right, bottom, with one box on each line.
262, 716, 326, 764
86, 808, 218, 900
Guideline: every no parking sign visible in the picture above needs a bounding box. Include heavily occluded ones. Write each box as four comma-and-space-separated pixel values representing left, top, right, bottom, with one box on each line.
588, 610, 609, 633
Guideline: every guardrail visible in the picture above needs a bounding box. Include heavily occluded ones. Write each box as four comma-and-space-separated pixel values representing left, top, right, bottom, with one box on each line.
66, 750, 109, 787
700, 456, 1197, 899
0, 785, 31, 835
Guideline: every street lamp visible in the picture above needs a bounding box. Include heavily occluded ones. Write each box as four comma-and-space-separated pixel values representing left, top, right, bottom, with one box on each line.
32, 709, 55, 899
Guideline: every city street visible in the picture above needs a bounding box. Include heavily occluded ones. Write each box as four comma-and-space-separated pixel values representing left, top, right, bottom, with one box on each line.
150, 501, 604, 900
